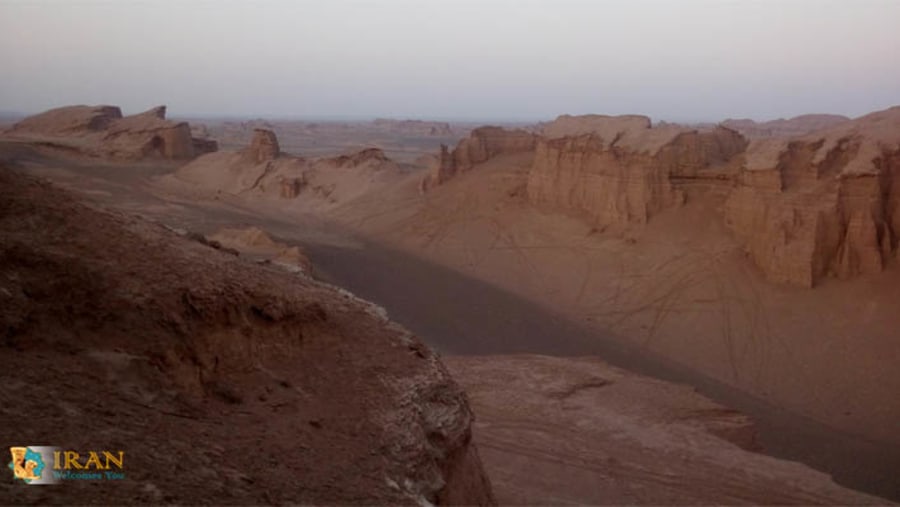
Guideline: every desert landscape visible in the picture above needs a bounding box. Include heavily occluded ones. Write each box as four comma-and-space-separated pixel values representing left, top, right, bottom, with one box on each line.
2, 1, 899, 505
1, 101, 898, 505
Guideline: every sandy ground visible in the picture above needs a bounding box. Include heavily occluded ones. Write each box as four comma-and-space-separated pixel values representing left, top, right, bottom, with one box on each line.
2, 141, 898, 502
446, 355, 882, 505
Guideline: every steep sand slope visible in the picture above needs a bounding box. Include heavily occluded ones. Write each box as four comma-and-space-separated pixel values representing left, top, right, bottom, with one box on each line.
446, 355, 882, 505
0, 169, 494, 505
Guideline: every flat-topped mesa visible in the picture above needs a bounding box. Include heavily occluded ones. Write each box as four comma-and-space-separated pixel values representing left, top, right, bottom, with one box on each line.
4, 104, 216, 160
243, 128, 280, 163
424, 126, 537, 189
724, 106, 900, 287
527, 114, 746, 226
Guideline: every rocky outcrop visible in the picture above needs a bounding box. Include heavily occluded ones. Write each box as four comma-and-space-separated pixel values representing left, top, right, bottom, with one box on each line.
325, 147, 389, 168
724, 107, 900, 286
173, 133, 403, 211
723, 114, 850, 139
0, 168, 494, 505
3, 104, 216, 160
424, 126, 537, 189
527, 115, 746, 226
208, 226, 314, 275
243, 128, 280, 163
524, 110, 899, 286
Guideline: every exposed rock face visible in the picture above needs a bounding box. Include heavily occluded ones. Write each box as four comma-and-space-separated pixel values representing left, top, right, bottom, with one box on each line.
723, 114, 851, 139
3, 104, 216, 160
243, 128, 280, 163
724, 107, 900, 286
425, 126, 537, 188
104, 107, 196, 159
325, 147, 389, 168
527, 115, 746, 226
0, 169, 495, 505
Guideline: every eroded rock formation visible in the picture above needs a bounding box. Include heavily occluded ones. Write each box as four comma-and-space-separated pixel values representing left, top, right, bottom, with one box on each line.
527, 115, 746, 226
421, 109, 899, 287
173, 131, 403, 211
3, 104, 217, 160
724, 107, 900, 286
325, 147, 389, 168
424, 126, 537, 189
243, 128, 280, 163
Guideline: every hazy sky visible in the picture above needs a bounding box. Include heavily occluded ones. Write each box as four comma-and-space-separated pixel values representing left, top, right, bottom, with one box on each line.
1, 0, 898, 121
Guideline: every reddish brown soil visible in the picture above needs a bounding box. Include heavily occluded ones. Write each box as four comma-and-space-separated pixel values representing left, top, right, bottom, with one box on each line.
0, 168, 494, 505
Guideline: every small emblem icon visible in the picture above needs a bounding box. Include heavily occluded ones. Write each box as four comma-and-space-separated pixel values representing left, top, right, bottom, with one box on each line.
8, 447, 46, 483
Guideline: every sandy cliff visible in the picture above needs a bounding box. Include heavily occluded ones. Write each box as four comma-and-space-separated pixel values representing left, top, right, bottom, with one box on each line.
0, 168, 494, 505
424, 126, 537, 188
725, 107, 900, 286
527, 115, 746, 226
3, 104, 215, 160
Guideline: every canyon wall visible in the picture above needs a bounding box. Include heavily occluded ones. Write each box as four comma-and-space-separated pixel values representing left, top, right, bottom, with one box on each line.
424, 126, 537, 188
438, 109, 898, 287
724, 108, 900, 286
526, 115, 746, 226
